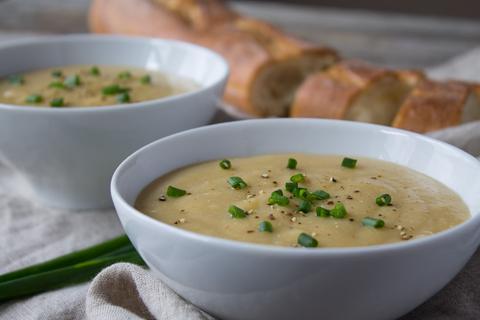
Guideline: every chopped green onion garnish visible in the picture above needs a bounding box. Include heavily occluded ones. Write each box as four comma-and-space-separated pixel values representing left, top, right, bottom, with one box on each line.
219, 159, 231, 169
227, 176, 247, 190
268, 189, 289, 206
316, 207, 331, 217
51, 70, 63, 78
258, 221, 273, 232
308, 190, 330, 201
64, 74, 81, 88
8, 75, 24, 85
297, 233, 318, 248
25, 94, 43, 104
116, 92, 131, 103
228, 205, 247, 219
118, 71, 131, 80
362, 217, 385, 228
285, 182, 298, 193
330, 202, 347, 219
50, 97, 64, 107
166, 186, 186, 197
287, 158, 297, 169
290, 173, 305, 183
298, 200, 312, 213
376, 194, 392, 206
293, 187, 308, 199
140, 75, 151, 84
49, 81, 66, 90
341, 157, 357, 168
90, 66, 100, 76
102, 84, 130, 95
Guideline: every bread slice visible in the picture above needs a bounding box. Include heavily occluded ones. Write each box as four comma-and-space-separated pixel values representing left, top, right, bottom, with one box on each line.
89, 0, 338, 117
392, 80, 480, 133
291, 60, 411, 125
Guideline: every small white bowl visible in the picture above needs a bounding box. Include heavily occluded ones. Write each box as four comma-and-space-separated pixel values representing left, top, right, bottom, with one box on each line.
112, 119, 480, 320
0, 35, 228, 209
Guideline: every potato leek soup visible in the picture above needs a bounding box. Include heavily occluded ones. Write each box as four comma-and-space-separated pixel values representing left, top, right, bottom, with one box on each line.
0, 65, 197, 107
135, 154, 469, 248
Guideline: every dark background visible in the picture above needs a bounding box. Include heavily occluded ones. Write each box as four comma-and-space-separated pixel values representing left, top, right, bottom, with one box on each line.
244, 0, 480, 19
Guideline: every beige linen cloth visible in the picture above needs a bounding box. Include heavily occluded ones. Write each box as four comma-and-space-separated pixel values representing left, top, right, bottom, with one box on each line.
1, 51, 480, 320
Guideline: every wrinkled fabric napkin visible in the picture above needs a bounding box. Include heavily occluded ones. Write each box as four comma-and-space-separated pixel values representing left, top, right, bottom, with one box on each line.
1, 47, 480, 320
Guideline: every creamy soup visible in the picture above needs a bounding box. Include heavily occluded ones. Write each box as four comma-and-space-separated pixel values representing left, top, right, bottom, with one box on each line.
135, 154, 469, 248
0, 65, 197, 107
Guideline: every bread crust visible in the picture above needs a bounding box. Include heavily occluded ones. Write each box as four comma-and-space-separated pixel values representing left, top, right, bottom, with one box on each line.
89, 0, 337, 116
392, 80, 470, 133
291, 60, 399, 119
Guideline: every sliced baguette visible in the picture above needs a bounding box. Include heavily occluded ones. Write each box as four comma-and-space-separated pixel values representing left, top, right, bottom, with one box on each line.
392, 80, 480, 133
89, 0, 338, 116
291, 60, 411, 125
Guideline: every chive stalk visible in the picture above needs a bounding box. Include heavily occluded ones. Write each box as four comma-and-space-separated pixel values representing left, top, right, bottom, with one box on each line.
298, 200, 312, 213
330, 202, 347, 219
267, 190, 289, 206
228, 205, 247, 218
25, 94, 43, 104
362, 217, 385, 228
227, 176, 247, 189
341, 157, 357, 168
219, 159, 231, 169
166, 186, 187, 197
316, 207, 331, 217
297, 233, 318, 248
287, 158, 297, 169
376, 194, 392, 206
50, 98, 64, 107
258, 221, 273, 232
290, 173, 305, 183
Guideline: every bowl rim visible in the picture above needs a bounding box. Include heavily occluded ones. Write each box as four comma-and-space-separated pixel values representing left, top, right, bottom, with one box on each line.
111, 118, 480, 256
0, 34, 229, 114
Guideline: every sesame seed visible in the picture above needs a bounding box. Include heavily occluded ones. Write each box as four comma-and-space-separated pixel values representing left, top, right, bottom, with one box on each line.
158, 195, 166, 201
269, 214, 276, 220
329, 177, 337, 183
261, 173, 269, 178
179, 218, 186, 224
290, 217, 297, 222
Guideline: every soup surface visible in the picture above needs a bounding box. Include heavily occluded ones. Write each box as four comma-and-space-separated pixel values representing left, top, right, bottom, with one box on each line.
0, 65, 197, 107
135, 154, 469, 248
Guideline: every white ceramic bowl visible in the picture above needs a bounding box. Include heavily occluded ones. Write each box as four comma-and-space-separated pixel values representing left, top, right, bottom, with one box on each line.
111, 119, 480, 320
0, 35, 228, 209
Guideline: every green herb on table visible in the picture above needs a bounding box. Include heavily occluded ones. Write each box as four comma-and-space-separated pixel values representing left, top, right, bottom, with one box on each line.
116, 92, 130, 103
90, 66, 100, 76
267, 189, 289, 206
0, 235, 144, 302
227, 176, 247, 189
341, 157, 357, 168
118, 71, 131, 80
287, 158, 297, 169
362, 217, 385, 228
140, 74, 151, 84
51, 70, 63, 78
102, 84, 130, 95
330, 202, 347, 219
50, 97, 64, 107
228, 205, 247, 218
290, 173, 305, 183
297, 233, 318, 248
258, 221, 273, 232
8, 75, 24, 85
376, 193, 392, 206
64, 74, 81, 88
49, 81, 66, 90
166, 185, 187, 197
219, 159, 231, 169
298, 200, 312, 213
25, 94, 43, 104
316, 206, 331, 217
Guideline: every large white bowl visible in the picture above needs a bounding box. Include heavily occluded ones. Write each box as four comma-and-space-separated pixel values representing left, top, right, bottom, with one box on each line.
111, 119, 480, 320
0, 35, 228, 209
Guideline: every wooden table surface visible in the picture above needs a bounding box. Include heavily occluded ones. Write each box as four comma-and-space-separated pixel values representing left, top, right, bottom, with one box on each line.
0, 0, 479, 69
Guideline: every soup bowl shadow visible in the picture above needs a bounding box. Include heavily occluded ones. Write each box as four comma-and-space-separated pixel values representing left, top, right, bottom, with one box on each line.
0, 35, 228, 209
111, 118, 480, 320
